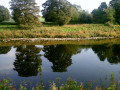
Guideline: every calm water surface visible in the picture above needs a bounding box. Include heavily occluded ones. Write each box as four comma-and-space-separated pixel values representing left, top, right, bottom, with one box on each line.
0, 40, 120, 89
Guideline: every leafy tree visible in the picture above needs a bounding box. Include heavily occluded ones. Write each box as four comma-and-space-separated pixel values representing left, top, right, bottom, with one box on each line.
110, 0, 120, 24
98, 2, 108, 11
0, 6, 10, 22
79, 10, 92, 23
10, 0, 41, 29
42, 0, 73, 26
105, 7, 115, 23
70, 5, 81, 23
14, 45, 42, 77
92, 2, 108, 23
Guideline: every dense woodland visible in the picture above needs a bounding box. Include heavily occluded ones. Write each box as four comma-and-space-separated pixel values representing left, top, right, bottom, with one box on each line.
0, 0, 120, 29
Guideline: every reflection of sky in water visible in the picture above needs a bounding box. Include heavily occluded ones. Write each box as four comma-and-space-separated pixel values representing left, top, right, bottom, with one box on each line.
0, 45, 120, 89
0, 47, 16, 73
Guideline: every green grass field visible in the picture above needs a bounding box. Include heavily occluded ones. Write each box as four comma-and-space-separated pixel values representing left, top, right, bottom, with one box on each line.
0, 22, 120, 38
39, 17, 45, 22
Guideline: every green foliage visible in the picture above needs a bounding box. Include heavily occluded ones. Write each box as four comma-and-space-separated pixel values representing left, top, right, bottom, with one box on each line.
105, 7, 115, 23
70, 5, 81, 23
104, 21, 114, 28
110, 0, 120, 24
92, 2, 108, 24
1, 73, 120, 90
0, 6, 10, 22
10, 0, 41, 29
0, 79, 15, 90
98, 2, 108, 11
63, 78, 78, 89
79, 10, 93, 23
0, 23, 120, 38
42, 0, 73, 26
55, 10, 71, 26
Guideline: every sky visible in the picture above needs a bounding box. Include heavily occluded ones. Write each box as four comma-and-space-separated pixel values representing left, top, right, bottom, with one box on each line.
0, 0, 111, 14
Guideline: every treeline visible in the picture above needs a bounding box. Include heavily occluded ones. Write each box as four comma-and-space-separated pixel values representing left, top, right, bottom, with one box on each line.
42, 0, 120, 25
0, 0, 120, 29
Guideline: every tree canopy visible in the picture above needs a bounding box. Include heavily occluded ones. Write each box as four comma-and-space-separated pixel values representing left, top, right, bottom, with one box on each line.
1, 0, 119, 26
0, 6, 10, 22
105, 7, 115, 23
70, 4, 81, 23
42, 0, 73, 26
110, 0, 120, 24
92, 2, 108, 23
79, 10, 92, 24
10, 0, 41, 29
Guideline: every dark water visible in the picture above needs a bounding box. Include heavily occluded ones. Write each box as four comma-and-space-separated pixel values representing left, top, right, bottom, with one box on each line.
0, 40, 120, 89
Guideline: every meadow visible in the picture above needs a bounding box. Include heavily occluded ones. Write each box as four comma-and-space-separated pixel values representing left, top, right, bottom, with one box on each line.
0, 22, 120, 38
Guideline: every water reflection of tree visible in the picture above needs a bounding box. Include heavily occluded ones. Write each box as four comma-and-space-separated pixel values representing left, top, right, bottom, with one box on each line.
92, 44, 120, 64
13, 45, 42, 77
43, 45, 81, 72
0, 46, 11, 54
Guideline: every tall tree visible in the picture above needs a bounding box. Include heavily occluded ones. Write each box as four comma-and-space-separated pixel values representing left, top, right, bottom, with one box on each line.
79, 10, 92, 24
110, 0, 120, 24
98, 2, 108, 11
70, 5, 81, 23
105, 7, 115, 23
42, 0, 73, 26
10, 0, 41, 29
0, 6, 10, 22
92, 2, 108, 23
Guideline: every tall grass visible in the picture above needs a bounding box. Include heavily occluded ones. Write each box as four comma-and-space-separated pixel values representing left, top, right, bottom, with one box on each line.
0, 23, 120, 38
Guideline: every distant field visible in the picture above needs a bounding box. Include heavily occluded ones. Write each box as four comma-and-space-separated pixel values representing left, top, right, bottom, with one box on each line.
0, 23, 120, 38
3, 17, 45, 23
39, 17, 45, 22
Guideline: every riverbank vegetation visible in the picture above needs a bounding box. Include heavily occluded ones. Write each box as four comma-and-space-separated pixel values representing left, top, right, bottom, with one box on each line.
0, 0, 120, 38
0, 38, 120, 46
0, 23, 120, 38
0, 73, 119, 90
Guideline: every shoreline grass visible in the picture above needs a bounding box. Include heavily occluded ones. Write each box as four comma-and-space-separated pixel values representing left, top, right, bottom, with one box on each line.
0, 73, 119, 90
0, 23, 120, 38
0, 38, 120, 46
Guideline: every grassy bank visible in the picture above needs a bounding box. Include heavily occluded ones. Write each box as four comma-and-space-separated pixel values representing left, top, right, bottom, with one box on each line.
0, 23, 120, 38
0, 38, 120, 46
